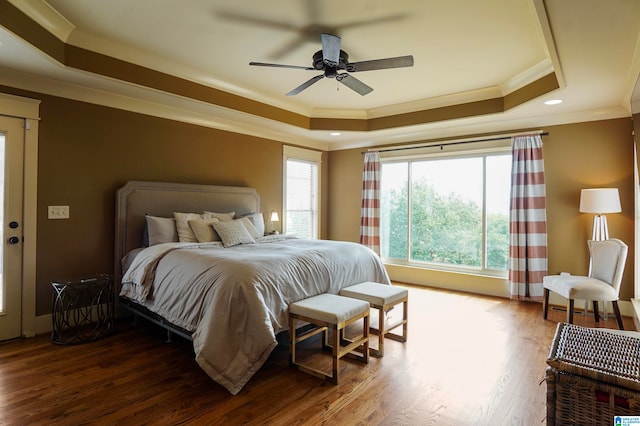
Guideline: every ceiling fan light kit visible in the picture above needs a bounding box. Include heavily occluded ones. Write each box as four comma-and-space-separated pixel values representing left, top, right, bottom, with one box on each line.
249, 33, 414, 96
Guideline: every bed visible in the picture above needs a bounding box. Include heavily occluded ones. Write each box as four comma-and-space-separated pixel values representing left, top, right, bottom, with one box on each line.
114, 181, 390, 394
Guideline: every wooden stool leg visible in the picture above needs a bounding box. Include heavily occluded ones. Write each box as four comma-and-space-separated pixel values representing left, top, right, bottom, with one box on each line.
567, 299, 575, 324
377, 306, 385, 357
593, 301, 600, 323
401, 299, 408, 342
331, 325, 339, 385
363, 314, 369, 363
289, 316, 296, 367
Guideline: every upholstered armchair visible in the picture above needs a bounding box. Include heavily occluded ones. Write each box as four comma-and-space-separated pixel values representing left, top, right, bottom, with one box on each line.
542, 238, 628, 329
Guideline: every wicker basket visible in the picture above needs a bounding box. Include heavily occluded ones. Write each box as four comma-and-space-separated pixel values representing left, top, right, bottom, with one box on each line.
546, 323, 640, 425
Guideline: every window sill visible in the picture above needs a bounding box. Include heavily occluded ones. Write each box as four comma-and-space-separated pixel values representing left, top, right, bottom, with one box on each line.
383, 262, 509, 298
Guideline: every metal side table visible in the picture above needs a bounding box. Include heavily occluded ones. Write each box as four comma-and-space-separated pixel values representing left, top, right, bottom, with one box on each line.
51, 273, 114, 344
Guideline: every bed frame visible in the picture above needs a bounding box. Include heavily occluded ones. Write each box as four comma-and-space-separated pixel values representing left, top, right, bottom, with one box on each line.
114, 180, 261, 340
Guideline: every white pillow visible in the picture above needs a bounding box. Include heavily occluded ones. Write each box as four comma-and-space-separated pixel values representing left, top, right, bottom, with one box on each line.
203, 211, 235, 222
237, 217, 262, 239
212, 220, 256, 247
146, 215, 178, 246
188, 218, 220, 242
238, 212, 265, 236
174, 212, 204, 242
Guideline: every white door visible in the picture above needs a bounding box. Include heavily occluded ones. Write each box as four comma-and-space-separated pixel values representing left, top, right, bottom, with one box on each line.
0, 116, 24, 340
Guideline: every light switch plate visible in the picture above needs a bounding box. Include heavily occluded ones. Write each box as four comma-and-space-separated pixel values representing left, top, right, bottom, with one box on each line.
48, 205, 69, 219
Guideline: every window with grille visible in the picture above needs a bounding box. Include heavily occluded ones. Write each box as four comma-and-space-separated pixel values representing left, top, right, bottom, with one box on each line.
283, 146, 321, 239
381, 149, 511, 276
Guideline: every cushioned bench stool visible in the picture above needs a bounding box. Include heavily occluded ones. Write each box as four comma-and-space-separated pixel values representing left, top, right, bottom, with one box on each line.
340, 282, 408, 357
289, 293, 370, 384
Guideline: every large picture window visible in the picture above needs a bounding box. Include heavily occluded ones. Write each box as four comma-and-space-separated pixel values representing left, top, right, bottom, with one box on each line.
381, 151, 511, 275
283, 146, 321, 239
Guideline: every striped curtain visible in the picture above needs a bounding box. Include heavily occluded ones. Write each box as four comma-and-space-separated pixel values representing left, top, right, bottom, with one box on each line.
360, 151, 381, 255
509, 135, 547, 301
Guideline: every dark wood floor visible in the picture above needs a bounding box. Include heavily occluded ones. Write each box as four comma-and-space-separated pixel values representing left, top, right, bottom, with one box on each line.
0, 285, 635, 426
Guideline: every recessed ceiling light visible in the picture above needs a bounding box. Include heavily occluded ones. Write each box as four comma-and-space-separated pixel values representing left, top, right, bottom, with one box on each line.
544, 99, 563, 105
329, 132, 341, 136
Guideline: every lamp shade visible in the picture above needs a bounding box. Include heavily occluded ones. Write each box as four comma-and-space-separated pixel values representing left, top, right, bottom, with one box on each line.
270, 211, 280, 222
579, 188, 621, 214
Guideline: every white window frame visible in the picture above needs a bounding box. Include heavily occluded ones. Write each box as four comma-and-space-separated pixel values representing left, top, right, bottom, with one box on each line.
380, 142, 511, 277
283, 145, 322, 238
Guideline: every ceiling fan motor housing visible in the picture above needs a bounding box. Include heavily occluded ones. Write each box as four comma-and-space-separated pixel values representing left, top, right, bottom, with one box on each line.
312, 50, 350, 71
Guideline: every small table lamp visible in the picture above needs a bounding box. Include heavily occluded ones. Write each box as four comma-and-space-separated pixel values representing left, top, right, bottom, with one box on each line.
579, 188, 621, 241
270, 211, 280, 234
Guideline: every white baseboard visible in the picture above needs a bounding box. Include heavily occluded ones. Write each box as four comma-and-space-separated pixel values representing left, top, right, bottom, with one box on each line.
34, 314, 52, 336
32, 306, 112, 337
548, 293, 635, 320
631, 298, 640, 330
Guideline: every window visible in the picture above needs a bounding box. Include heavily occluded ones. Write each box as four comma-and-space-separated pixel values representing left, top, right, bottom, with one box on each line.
283, 146, 321, 239
380, 149, 511, 275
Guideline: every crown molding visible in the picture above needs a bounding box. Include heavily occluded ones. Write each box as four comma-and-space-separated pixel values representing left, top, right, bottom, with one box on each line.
0, 65, 330, 150
8, 0, 74, 41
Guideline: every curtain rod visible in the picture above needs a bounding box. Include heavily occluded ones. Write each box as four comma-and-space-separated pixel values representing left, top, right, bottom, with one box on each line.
364, 131, 548, 154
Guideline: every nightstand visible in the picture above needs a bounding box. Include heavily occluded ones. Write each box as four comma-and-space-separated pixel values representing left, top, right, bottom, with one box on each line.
51, 273, 114, 345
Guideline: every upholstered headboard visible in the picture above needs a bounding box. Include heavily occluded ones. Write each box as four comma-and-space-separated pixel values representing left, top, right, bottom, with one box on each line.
114, 181, 260, 283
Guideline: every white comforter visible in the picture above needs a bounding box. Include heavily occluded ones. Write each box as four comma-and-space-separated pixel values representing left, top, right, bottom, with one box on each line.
120, 236, 390, 394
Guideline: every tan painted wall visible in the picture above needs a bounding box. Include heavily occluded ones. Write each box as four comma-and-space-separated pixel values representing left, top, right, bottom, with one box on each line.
328, 119, 636, 300
0, 86, 326, 316
2, 83, 635, 315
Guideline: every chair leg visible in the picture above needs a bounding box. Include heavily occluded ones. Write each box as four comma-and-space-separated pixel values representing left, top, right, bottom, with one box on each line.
612, 301, 624, 330
593, 301, 600, 323
543, 288, 550, 319
567, 299, 575, 324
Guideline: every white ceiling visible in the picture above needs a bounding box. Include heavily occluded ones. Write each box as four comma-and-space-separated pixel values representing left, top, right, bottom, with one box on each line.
1, 0, 639, 150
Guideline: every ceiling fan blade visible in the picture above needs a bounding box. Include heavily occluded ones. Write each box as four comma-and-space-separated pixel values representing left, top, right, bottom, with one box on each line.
347, 55, 414, 72
321, 33, 341, 67
268, 37, 308, 60
286, 75, 324, 96
333, 14, 407, 32
217, 11, 299, 32
249, 62, 314, 70
337, 74, 373, 96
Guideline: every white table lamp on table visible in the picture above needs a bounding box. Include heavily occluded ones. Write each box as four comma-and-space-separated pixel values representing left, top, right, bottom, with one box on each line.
270, 211, 280, 234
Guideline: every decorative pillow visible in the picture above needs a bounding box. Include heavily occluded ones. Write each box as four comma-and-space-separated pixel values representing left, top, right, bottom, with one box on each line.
203, 211, 235, 222
237, 217, 262, 239
173, 212, 204, 242
146, 215, 178, 246
212, 220, 256, 247
237, 212, 265, 236
188, 218, 220, 242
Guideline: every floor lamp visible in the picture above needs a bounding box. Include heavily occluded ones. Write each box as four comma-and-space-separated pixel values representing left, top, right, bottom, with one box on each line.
578, 188, 622, 317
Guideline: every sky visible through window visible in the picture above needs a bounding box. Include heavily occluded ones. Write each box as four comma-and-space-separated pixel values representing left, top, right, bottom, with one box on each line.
382, 154, 511, 213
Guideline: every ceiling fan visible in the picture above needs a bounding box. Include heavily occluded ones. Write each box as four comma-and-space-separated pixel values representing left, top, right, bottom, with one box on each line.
249, 33, 414, 96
